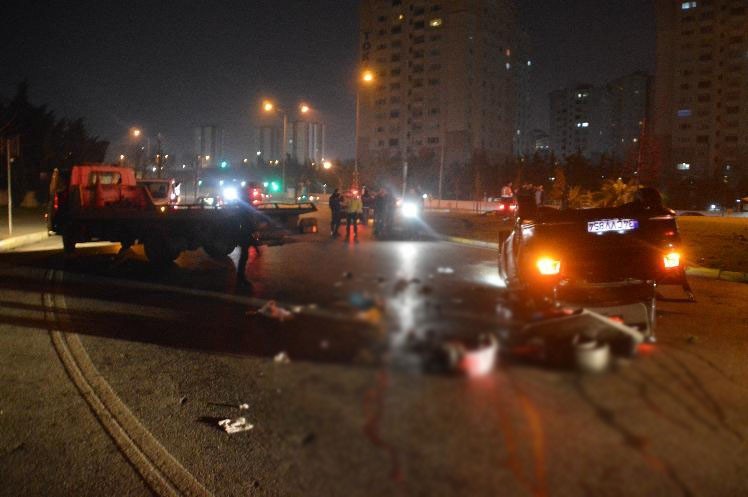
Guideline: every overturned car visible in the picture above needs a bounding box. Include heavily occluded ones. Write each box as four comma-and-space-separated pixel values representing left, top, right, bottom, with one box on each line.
499, 188, 691, 343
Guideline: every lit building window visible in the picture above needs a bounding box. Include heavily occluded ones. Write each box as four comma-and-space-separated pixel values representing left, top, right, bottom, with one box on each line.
676, 162, 691, 171
505, 62, 511, 70
681, 1, 697, 10
576, 122, 590, 128
429, 18, 442, 27
677, 109, 692, 117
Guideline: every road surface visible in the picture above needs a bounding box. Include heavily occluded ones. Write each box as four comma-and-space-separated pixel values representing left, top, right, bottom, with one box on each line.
1, 213, 747, 496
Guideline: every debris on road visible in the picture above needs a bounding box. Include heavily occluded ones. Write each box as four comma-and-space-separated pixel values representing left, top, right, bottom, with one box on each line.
573, 333, 611, 374
248, 301, 294, 321
516, 309, 643, 370
274, 351, 291, 363
179, 396, 188, 406
218, 417, 254, 434
687, 335, 699, 344
343, 271, 354, 279
239, 403, 250, 410
357, 307, 383, 325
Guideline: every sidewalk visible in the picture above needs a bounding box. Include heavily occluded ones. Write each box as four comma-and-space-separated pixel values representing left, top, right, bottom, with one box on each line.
0, 206, 49, 250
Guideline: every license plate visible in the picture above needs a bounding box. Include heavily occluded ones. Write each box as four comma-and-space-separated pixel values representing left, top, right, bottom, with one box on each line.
587, 218, 639, 234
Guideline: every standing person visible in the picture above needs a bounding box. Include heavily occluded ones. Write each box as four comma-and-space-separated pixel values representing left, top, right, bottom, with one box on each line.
345, 192, 363, 242
535, 185, 544, 207
374, 188, 386, 237
329, 188, 342, 238
501, 182, 514, 199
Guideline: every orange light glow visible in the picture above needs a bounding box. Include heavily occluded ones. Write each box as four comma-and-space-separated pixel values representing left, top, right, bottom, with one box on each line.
536, 257, 561, 276
663, 252, 680, 269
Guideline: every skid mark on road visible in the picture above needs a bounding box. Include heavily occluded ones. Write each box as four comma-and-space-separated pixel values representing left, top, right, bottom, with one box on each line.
655, 351, 745, 443
43, 269, 214, 497
574, 378, 695, 497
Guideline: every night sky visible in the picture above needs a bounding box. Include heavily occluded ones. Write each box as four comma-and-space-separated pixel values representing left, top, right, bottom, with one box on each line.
1, 0, 655, 163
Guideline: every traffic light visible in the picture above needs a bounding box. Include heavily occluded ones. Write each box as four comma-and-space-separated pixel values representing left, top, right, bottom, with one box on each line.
270, 181, 280, 192
220, 161, 228, 169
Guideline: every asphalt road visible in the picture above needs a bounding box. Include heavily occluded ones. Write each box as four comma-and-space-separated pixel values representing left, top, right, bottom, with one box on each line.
1, 211, 747, 497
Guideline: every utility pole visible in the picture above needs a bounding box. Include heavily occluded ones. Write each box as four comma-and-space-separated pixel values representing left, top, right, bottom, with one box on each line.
6, 136, 18, 236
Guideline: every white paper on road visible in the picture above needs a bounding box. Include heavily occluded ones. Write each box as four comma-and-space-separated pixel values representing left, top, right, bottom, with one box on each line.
218, 417, 254, 434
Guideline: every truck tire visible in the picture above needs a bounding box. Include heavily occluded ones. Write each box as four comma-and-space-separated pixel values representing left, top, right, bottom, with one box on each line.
144, 237, 180, 266
203, 238, 236, 259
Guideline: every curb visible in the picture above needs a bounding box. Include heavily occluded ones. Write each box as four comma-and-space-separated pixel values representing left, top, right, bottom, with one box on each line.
445, 236, 748, 283
0, 231, 50, 251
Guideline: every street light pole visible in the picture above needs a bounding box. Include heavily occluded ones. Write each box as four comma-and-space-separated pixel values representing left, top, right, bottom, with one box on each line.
354, 91, 360, 190
281, 111, 288, 197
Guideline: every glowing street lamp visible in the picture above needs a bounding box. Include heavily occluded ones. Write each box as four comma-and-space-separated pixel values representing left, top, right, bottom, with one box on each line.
323, 160, 333, 170
300, 104, 310, 114
354, 69, 376, 188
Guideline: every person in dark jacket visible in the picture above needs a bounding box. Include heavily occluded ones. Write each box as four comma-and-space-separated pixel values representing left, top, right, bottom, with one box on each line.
329, 189, 342, 238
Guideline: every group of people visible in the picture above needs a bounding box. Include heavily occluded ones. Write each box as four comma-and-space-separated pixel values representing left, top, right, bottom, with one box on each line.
328, 187, 398, 241
501, 181, 545, 207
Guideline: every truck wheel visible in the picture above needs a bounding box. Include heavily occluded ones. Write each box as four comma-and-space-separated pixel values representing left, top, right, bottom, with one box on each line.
204, 239, 236, 259
144, 237, 180, 266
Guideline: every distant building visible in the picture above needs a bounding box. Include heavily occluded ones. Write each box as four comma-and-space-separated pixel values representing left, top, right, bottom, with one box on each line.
530, 129, 550, 154
257, 125, 282, 163
194, 126, 223, 168
549, 85, 612, 160
289, 120, 326, 164
549, 72, 651, 161
256, 121, 326, 165
608, 71, 651, 161
653, 0, 748, 183
358, 0, 523, 177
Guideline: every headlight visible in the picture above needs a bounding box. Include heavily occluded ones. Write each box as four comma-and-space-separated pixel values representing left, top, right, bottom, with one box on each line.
663, 252, 680, 268
401, 202, 419, 218
536, 257, 561, 275
223, 187, 239, 202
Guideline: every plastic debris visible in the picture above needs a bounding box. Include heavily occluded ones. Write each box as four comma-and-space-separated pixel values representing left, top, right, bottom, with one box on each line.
356, 307, 383, 325
179, 396, 188, 405
573, 333, 611, 374
437, 267, 455, 274
239, 403, 250, 410
348, 292, 376, 310
218, 417, 254, 434
343, 271, 354, 279
251, 301, 294, 321
274, 351, 291, 363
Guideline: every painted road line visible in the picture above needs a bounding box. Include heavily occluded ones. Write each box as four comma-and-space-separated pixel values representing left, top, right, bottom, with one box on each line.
44, 269, 214, 497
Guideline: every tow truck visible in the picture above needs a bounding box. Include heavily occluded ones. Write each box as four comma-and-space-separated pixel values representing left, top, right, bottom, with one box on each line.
499, 188, 689, 341
48, 164, 316, 265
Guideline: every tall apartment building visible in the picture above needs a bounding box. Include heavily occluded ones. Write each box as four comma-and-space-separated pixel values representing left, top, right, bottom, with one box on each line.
549, 85, 612, 160
194, 126, 223, 168
609, 71, 651, 161
549, 72, 651, 162
653, 0, 748, 183
256, 121, 325, 165
358, 0, 521, 182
